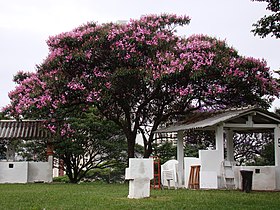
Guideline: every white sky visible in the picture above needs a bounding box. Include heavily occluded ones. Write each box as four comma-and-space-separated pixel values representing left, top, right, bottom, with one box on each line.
0, 0, 279, 110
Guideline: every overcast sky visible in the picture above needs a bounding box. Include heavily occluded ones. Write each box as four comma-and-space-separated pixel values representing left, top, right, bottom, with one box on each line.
0, 0, 279, 110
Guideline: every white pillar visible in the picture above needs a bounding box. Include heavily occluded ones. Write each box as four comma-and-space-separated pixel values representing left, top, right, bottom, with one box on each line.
215, 125, 224, 177
48, 155, 53, 166
48, 155, 54, 182
226, 129, 234, 162
274, 126, 280, 189
215, 125, 224, 156
177, 130, 184, 188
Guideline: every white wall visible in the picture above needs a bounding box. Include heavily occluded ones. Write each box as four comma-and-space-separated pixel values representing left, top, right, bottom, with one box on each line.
274, 127, 280, 189
0, 162, 28, 183
28, 162, 52, 183
0, 159, 53, 183
199, 150, 223, 189
234, 166, 276, 191
199, 150, 223, 173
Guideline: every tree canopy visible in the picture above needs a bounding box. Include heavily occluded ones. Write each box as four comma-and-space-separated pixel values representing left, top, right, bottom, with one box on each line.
252, 0, 280, 38
4, 14, 279, 158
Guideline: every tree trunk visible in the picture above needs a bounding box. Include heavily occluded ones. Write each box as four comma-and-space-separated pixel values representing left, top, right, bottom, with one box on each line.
64, 155, 79, 183
127, 135, 135, 158
143, 136, 153, 158
125, 129, 137, 158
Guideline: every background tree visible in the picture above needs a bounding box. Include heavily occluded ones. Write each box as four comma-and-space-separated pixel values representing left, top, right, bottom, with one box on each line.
252, 0, 280, 38
16, 140, 47, 161
184, 130, 274, 166
0, 112, 9, 120
52, 107, 127, 183
234, 132, 274, 165
154, 129, 274, 166
253, 140, 274, 165
153, 141, 177, 164
4, 14, 279, 158
184, 130, 215, 157
0, 143, 5, 160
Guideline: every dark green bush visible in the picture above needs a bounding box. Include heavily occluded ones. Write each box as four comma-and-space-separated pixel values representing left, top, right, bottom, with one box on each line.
82, 167, 125, 183
53, 175, 70, 183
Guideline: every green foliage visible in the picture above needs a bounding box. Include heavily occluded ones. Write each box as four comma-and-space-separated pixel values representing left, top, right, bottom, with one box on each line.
259, 141, 275, 165
154, 141, 177, 164
184, 130, 215, 157
0, 112, 7, 159
0, 111, 9, 120
155, 129, 274, 166
53, 175, 70, 183
234, 132, 274, 165
0, 143, 6, 160
252, 0, 280, 38
83, 167, 125, 183
248, 141, 275, 166
154, 130, 215, 164
16, 140, 47, 161
184, 130, 274, 166
53, 107, 127, 183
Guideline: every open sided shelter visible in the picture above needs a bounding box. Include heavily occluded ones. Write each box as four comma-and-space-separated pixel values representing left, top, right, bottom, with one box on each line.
156, 106, 280, 190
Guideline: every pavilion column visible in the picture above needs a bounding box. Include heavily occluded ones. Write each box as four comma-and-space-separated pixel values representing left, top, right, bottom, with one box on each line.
274, 126, 280, 189
215, 125, 224, 159
177, 130, 184, 188
215, 125, 224, 178
225, 129, 234, 162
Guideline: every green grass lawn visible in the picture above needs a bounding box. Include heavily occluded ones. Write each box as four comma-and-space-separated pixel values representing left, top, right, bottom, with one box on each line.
0, 182, 280, 210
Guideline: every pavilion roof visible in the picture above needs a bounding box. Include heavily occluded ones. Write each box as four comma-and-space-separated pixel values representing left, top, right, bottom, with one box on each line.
0, 120, 51, 140
156, 106, 280, 133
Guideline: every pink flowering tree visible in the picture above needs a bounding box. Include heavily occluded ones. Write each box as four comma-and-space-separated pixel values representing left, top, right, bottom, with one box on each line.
6, 73, 129, 183
4, 14, 279, 158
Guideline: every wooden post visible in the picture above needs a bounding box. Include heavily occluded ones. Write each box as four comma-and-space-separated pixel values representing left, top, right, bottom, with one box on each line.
59, 159, 64, 176
177, 130, 184, 188
46, 143, 54, 157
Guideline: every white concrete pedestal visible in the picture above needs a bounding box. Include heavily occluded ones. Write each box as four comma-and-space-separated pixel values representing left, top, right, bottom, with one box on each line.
125, 158, 153, 199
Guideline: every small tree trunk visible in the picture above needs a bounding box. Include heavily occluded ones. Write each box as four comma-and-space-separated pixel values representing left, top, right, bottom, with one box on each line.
143, 138, 153, 158
125, 130, 137, 159
64, 155, 79, 183
127, 136, 135, 158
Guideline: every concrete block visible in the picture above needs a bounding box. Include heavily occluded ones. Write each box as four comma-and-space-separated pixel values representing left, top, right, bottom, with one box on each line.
0, 162, 28, 183
125, 158, 153, 199
200, 171, 218, 189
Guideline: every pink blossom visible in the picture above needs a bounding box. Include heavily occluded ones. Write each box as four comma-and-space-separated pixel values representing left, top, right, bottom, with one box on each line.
85, 51, 92, 59
46, 124, 57, 134
67, 81, 85, 90
105, 82, 111, 89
